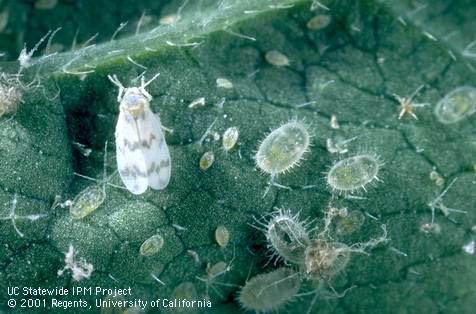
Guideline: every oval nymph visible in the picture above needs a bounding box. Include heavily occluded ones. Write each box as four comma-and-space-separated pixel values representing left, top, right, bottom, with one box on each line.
238, 267, 300, 313
215, 225, 230, 248
256, 120, 311, 176
265, 50, 290, 67
306, 14, 331, 30
222, 127, 239, 152
70, 185, 106, 219
265, 209, 311, 265
326, 153, 383, 195
139, 234, 164, 256
434, 86, 476, 124
199, 151, 215, 170
252, 208, 312, 265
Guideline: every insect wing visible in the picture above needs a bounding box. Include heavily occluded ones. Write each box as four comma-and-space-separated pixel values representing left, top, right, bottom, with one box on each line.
138, 108, 171, 190
115, 111, 149, 194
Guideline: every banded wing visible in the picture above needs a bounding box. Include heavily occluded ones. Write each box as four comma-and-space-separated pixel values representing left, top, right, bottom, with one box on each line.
115, 111, 149, 195
137, 108, 171, 190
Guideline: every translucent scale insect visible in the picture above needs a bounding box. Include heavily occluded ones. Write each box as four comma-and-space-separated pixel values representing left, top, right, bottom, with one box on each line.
215, 225, 230, 248
222, 127, 239, 152
108, 73, 171, 195
70, 142, 123, 219
139, 234, 164, 256
238, 267, 301, 312
255, 120, 311, 196
434, 86, 476, 124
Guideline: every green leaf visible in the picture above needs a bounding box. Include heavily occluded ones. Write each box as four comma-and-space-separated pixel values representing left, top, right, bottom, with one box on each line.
1, 0, 475, 313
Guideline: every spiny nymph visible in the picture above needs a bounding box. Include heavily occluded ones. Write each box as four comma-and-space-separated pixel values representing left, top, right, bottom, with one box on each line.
253, 208, 313, 265
255, 120, 311, 195
326, 153, 383, 195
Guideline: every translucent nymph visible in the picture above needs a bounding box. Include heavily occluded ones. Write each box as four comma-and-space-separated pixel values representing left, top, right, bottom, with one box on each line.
265, 209, 310, 264
215, 225, 230, 248
70, 185, 106, 219
70, 142, 111, 219
326, 153, 382, 194
256, 121, 310, 176
172, 282, 197, 303
434, 86, 476, 124
222, 127, 239, 152
306, 14, 331, 30
265, 50, 290, 67
199, 151, 215, 170
139, 234, 164, 256
238, 267, 300, 313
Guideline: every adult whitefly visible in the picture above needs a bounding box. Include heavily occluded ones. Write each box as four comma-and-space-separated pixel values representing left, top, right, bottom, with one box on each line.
108, 73, 171, 195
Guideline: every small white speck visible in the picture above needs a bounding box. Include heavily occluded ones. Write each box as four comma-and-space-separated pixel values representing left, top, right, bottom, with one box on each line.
423, 31, 437, 41
172, 224, 187, 231
463, 240, 475, 255
151, 274, 166, 285
216, 78, 233, 89
389, 246, 408, 257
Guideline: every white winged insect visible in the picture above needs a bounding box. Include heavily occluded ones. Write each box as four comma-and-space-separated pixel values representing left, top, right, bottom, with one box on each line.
108, 73, 171, 195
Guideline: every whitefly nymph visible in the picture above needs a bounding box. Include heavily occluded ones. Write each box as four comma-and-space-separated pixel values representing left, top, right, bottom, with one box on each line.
255, 120, 311, 195
303, 239, 351, 280
70, 142, 112, 220
253, 208, 313, 265
238, 267, 301, 313
434, 86, 476, 124
0, 74, 22, 117
326, 153, 383, 195
140, 234, 164, 256
70, 185, 106, 220
222, 127, 239, 152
